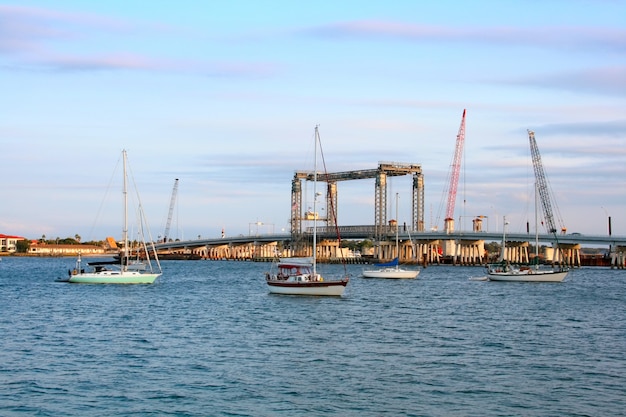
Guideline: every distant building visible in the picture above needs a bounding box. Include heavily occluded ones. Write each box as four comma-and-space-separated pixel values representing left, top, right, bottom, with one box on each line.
28, 242, 107, 256
0, 234, 25, 253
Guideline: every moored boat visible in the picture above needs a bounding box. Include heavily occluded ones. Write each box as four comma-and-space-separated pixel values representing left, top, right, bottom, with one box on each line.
487, 131, 569, 283
487, 262, 568, 282
362, 193, 420, 279
265, 126, 349, 296
362, 257, 420, 279
266, 258, 348, 296
65, 150, 162, 284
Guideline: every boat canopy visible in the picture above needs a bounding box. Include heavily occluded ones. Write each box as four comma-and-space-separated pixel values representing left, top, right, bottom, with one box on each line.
374, 257, 399, 267
278, 264, 312, 275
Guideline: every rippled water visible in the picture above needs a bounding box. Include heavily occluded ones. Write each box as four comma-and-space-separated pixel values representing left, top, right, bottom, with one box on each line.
1, 257, 625, 416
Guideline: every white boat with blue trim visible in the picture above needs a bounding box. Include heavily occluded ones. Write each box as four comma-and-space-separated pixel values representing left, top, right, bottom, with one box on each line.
64, 150, 162, 284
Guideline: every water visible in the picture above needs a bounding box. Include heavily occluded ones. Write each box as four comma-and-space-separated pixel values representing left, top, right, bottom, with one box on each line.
1, 258, 625, 416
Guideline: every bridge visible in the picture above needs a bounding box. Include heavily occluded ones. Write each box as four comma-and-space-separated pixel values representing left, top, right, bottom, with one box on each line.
153, 226, 626, 268
153, 158, 625, 267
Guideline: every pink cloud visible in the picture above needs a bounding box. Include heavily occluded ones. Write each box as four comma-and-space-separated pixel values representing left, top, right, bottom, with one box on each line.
0, 5, 277, 77
509, 66, 626, 96
0, 5, 135, 54
306, 20, 626, 51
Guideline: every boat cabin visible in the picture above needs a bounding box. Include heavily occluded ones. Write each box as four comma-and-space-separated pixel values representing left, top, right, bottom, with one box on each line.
269, 261, 323, 283
278, 263, 312, 278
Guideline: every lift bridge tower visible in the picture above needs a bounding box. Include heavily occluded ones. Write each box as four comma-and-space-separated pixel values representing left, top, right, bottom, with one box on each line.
290, 162, 424, 240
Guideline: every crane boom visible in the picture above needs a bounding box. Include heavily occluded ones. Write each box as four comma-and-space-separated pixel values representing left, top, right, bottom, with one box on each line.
445, 109, 466, 221
163, 178, 179, 242
528, 130, 560, 234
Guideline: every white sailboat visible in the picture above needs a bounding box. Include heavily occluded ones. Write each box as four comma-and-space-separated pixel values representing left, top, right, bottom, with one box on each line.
362, 193, 420, 279
265, 127, 349, 296
487, 191, 568, 282
487, 130, 569, 282
66, 150, 162, 284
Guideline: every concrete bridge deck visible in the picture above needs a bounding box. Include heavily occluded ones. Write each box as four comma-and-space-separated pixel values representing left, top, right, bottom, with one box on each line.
155, 227, 626, 250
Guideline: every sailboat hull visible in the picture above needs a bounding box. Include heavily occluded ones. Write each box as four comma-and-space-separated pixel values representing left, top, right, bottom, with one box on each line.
487, 270, 568, 282
362, 268, 419, 279
69, 271, 160, 284
266, 280, 348, 296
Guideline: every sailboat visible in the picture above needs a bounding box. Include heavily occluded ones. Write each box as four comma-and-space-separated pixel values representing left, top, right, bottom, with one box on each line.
362, 193, 420, 279
265, 127, 349, 296
488, 131, 569, 282
487, 192, 568, 282
65, 150, 162, 284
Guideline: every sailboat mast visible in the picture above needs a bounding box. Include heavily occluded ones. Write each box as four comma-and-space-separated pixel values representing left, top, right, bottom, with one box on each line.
535, 182, 539, 267
313, 127, 318, 277
395, 193, 399, 270
500, 215, 507, 262
122, 149, 129, 271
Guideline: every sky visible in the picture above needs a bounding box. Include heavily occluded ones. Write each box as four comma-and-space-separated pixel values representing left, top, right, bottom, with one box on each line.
1, 0, 625, 242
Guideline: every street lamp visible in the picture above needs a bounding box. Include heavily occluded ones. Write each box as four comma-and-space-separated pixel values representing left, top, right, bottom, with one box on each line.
249, 220, 274, 236
248, 222, 257, 236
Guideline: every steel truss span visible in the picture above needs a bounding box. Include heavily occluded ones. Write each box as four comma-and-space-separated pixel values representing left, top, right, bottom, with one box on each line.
290, 162, 424, 240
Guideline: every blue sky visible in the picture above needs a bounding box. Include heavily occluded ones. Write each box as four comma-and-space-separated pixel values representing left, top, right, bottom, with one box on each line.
1, 0, 625, 241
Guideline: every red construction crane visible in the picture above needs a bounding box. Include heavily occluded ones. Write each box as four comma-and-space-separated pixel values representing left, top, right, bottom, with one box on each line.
444, 109, 466, 231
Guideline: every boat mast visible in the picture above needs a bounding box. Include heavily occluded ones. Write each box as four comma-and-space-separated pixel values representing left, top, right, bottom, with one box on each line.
122, 149, 128, 272
395, 193, 399, 270
500, 216, 507, 262
535, 182, 539, 268
313, 126, 318, 277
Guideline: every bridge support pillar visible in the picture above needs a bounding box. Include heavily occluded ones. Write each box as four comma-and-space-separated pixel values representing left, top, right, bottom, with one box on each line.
413, 240, 441, 265
204, 244, 229, 260
372, 239, 424, 263
611, 245, 626, 269
452, 240, 485, 265
500, 241, 529, 265
253, 241, 277, 259
316, 239, 339, 260
547, 244, 581, 267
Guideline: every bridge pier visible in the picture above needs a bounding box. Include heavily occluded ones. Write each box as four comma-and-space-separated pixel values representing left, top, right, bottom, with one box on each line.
373, 240, 419, 262
500, 241, 529, 265
371, 239, 441, 265
546, 244, 581, 267
316, 239, 339, 260
452, 240, 486, 265
201, 242, 281, 260
413, 241, 441, 265
611, 245, 626, 269
288, 239, 340, 261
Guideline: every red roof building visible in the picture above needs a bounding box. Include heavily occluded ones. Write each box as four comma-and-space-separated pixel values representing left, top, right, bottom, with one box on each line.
0, 234, 26, 253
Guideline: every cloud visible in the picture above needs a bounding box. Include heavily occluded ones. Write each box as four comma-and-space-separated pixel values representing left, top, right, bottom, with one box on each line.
535, 119, 626, 138
0, 5, 135, 55
304, 20, 626, 52
507, 66, 626, 97
9, 52, 278, 77
20, 53, 172, 72
0, 5, 277, 77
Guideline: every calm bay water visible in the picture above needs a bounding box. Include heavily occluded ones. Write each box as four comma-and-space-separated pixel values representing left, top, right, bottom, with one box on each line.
1, 257, 625, 416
